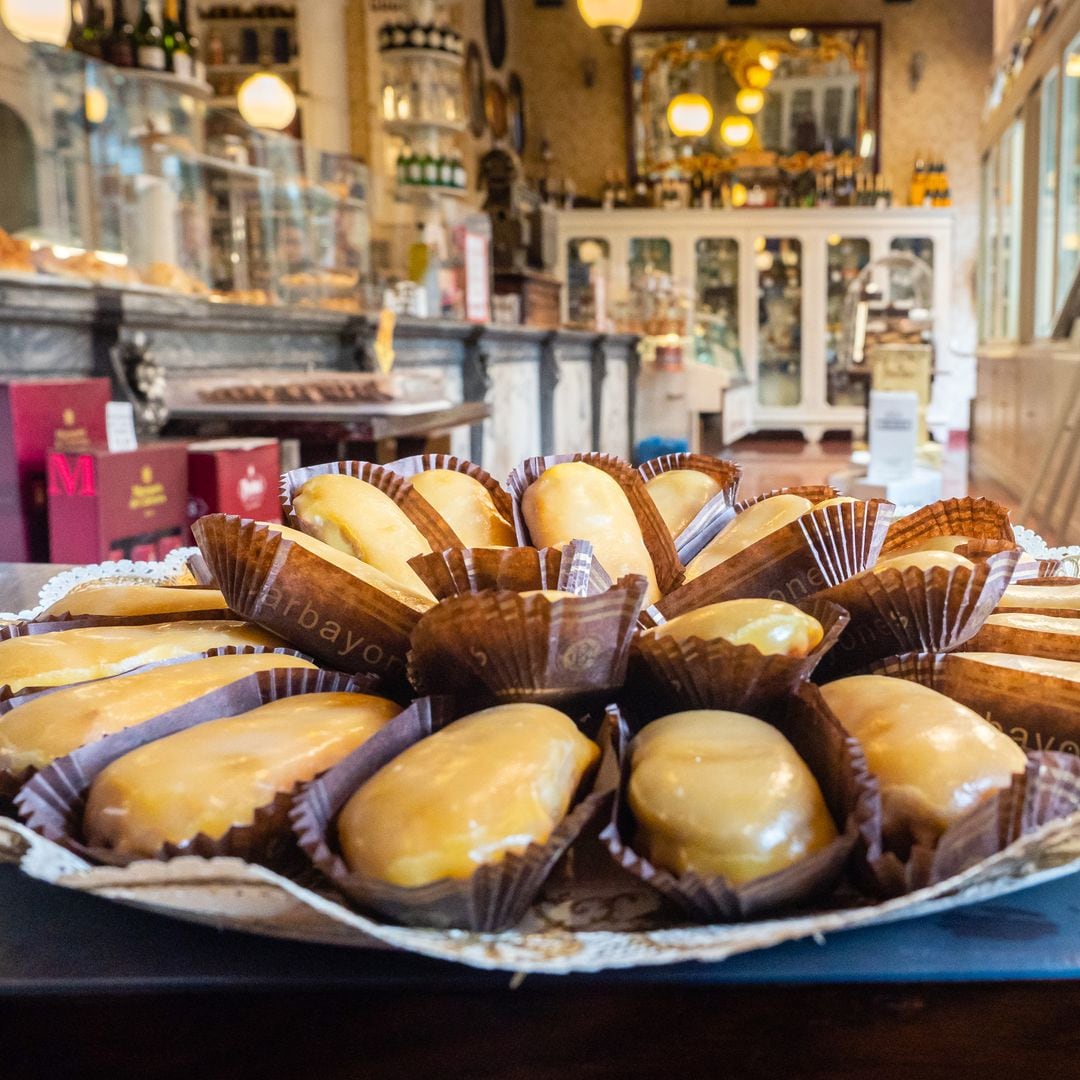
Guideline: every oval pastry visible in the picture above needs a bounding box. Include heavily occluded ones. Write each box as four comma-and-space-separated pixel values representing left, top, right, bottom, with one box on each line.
644, 598, 823, 657
0, 651, 315, 775
997, 583, 1080, 611
627, 710, 837, 884
956, 651, 1080, 682
521, 461, 661, 603
0, 621, 283, 694
819, 676, 1026, 850
409, 469, 515, 548
83, 691, 399, 857
337, 703, 599, 886
645, 469, 724, 537
873, 551, 975, 574
291, 473, 434, 596
44, 584, 229, 619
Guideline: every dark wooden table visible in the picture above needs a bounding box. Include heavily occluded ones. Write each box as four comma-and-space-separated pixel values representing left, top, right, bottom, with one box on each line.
4, 564, 1080, 1078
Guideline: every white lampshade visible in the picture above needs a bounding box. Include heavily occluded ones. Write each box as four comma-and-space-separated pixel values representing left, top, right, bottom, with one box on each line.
1, 0, 71, 46
576, 0, 642, 42
666, 93, 713, 138
237, 72, 297, 131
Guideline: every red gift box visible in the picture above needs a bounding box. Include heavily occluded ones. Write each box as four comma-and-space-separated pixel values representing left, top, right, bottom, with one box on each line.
47, 442, 189, 564
0, 379, 112, 561
186, 438, 281, 530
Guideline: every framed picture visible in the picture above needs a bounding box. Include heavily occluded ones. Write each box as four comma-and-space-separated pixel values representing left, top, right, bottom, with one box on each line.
465, 41, 487, 138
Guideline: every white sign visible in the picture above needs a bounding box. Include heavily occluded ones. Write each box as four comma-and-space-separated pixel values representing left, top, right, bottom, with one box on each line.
464, 232, 490, 324
867, 390, 918, 483
105, 401, 138, 453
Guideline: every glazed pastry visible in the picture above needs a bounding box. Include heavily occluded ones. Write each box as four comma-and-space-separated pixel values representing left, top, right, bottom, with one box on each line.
0, 621, 283, 694
291, 473, 434, 596
83, 691, 399, 856
814, 496, 859, 509
997, 583, 1080, 611
628, 710, 837, 884
873, 551, 975, 574
266, 523, 434, 610
645, 469, 724, 537
44, 584, 229, 619
956, 652, 1080, 682
519, 590, 577, 601
521, 461, 660, 603
643, 598, 823, 657
337, 703, 599, 886
984, 612, 1080, 636
891, 534, 977, 555
685, 494, 812, 581
819, 676, 1026, 850
408, 469, 516, 547
0, 651, 315, 775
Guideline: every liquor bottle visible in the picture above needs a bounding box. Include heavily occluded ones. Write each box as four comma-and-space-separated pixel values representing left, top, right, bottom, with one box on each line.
163, 0, 192, 76
422, 151, 439, 186
73, 0, 108, 58
436, 153, 452, 187
181, 0, 203, 80
396, 147, 410, 186
105, 0, 136, 66
135, 0, 166, 70
406, 150, 423, 186
452, 154, 466, 190
206, 29, 224, 65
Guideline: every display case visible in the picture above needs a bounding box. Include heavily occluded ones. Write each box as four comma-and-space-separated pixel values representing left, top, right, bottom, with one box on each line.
556, 206, 956, 442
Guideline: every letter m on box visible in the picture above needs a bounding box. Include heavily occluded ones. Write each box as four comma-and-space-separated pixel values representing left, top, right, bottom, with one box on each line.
47, 453, 96, 497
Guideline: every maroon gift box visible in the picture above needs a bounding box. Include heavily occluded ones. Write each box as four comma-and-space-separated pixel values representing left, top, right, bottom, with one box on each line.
0, 379, 112, 561
47, 442, 189, 564
187, 439, 281, 531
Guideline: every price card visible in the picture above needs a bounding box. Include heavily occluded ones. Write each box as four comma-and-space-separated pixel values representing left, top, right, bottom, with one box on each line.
105, 401, 138, 453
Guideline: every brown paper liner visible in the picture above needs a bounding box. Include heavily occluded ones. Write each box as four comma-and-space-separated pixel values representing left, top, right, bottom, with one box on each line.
0, 645, 317, 799
630, 598, 850, 714
382, 453, 515, 539
810, 547, 1020, 680
186, 551, 216, 587
290, 696, 610, 931
798, 677, 1080, 897
675, 484, 841, 567
407, 539, 612, 600
192, 514, 423, 692
14, 666, 383, 869
960, 616, 1080, 662
636, 453, 742, 545
598, 701, 872, 921
880, 496, 1015, 556
280, 459, 460, 552
992, 577, 1080, 619
407, 576, 649, 710
653, 498, 893, 624
507, 453, 683, 596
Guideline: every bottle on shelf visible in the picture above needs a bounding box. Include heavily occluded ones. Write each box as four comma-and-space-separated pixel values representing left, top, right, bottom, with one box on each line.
162, 0, 190, 76
181, 0, 203, 79
105, 0, 136, 66
422, 149, 440, 187
406, 149, 424, 186
135, 0, 167, 70
206, 28, 224, 66
397, 146, 411, 186
72, 0, 108, 58
437, 152, 454, 188
453, 154, 466, 190
908, 151, 926, 207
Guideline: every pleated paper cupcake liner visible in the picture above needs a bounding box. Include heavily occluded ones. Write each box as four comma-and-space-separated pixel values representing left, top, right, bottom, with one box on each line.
653, 498, 893, 623
14, 666, 382, 869
636, 453, 742, 544
630, 598, 850, 714
407, 539, 612, 600
280, 458, 460, 552
880, 496, 1015, 556
0, 644, 317, 798
993, 576, 1080, 619
407, 576, 650, 710
797, 678, 1080, 897
675, 484, 841, 566
810, 547, 1019, 680
507, 453, 683, 597
961, 616, 1080, 662
290, 696, 611, 931
598, 701, 872, 922
382, 453, 515, 543
192, 514, 426, 691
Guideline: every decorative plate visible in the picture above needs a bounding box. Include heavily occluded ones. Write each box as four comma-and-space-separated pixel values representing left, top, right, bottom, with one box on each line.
465, 41, 487, 138
508, 71, 525, 155
484, 0, 507, 70
485, 79, 509, 140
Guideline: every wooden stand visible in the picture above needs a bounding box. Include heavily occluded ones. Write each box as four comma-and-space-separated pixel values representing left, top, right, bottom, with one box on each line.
494, 270, 562, 329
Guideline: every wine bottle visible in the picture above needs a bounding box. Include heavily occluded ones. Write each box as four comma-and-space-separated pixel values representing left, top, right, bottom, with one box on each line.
135, 0, 166, 70
73, 0, 108, 58
164, 0, 192, 76
181, 0, 203, 80
105, 0, 136, 66
406, 150, 423, 186
422, 151, 439, 186
453, 155, 466, 190
397, 147, 411, 186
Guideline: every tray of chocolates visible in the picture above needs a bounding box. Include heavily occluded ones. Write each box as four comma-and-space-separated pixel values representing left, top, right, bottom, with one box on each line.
4, 454, 1080, 974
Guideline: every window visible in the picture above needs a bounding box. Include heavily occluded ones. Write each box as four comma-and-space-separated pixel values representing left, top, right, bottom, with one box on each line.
756, 237, 802, 407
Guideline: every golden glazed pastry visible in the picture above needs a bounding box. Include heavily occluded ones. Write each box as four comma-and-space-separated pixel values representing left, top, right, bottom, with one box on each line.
0, 651, 315, 775
291, 473, 434, 596
628, 710, 837, 884
266, 522, 434, 611
957, 652, 1080, 683
521, 461, 661, 604
892, 534, 976, 555
819, 676, 1026, 849
644, 470, 724, 537
685, 494, 812, 581
83, 691, 399, 857
0, 621, 283, 694
643, 598, 824, 657
408, 469, 516, 548
985, 612, 1080, 636
873, 551, 975, 574
814, 496, 859, 509
337, 703, 599, 886
44, 584, 229, 619
997, 583, 1080, 611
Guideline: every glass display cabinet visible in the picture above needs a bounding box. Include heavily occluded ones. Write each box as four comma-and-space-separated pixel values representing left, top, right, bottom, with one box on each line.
556, 206, 955, 441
